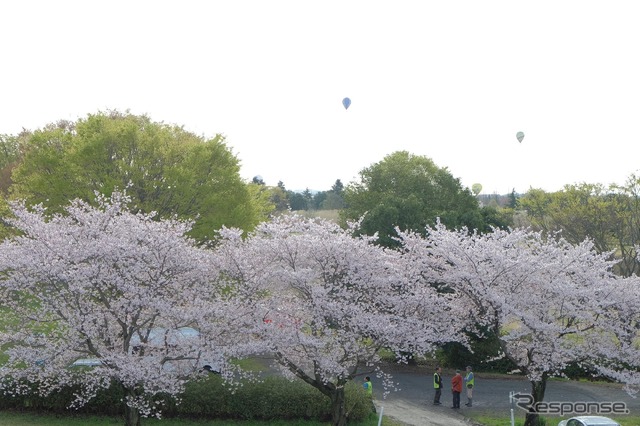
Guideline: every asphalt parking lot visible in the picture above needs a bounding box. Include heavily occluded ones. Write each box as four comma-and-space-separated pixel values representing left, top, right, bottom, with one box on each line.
372, 369, 639, 425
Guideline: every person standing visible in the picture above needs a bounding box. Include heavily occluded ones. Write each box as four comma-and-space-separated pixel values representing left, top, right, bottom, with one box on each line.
363, 376, 373, 396
433, 367, 443, 405
464, 366, 475, 407
451, 369, 462, 409
363, 376, 376, 413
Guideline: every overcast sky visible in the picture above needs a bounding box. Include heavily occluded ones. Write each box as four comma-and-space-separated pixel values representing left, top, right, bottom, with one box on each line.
2, 1, 639, 194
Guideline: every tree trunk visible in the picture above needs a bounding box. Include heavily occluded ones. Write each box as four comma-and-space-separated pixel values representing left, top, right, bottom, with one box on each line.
524, 377, 547, 426
123, 386, 141, 426
329, 386, 348, 426
273, 353, 350, 426
123, 403, 141, 426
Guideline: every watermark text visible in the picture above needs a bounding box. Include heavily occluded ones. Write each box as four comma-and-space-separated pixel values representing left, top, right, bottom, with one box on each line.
511, 393, 629, 416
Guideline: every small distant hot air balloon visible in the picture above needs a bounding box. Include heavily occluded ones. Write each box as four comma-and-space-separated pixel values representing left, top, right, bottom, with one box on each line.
516, 131, 525, 143
342, 97, 351, 110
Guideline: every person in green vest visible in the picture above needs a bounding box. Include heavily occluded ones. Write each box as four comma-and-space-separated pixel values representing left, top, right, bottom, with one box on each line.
363, 376, 373, 396
433, 366, 443, 405
464, 366, 475, 407
363, 376, 376, 413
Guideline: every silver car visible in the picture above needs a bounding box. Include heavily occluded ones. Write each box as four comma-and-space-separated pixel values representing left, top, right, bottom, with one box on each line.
71, 327, 221, 373
558, 416, 620, 426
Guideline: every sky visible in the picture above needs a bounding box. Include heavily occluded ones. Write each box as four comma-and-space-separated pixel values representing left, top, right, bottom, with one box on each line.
1, 1, 639, 195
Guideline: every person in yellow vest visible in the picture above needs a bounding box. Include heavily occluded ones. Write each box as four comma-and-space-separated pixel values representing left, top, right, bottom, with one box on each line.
363, 376, 376, 413
464, 366, 475, 407
433, 366, 443, 405
363, 376, 373, 396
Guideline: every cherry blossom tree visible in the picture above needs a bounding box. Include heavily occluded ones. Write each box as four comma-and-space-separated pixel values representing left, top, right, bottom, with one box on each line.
213, 215, 464, 426
592, 273, 640, 397
0, 192, 252, 426
398, 223, 618, 426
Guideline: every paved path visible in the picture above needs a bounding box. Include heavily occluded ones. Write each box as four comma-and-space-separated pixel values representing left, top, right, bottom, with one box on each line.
371, 368, 480, 426
374, 398, 477, 426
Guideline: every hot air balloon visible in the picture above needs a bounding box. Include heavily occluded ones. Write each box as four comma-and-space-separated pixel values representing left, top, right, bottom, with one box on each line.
516, 131, 525, 143
342, 97, 351, 110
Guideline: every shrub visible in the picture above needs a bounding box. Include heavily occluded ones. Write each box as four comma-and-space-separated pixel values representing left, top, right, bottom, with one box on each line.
0, 375, 371, 422
177, 375, 369, 422
0, 378, 125, 416
436, 329, 519, 373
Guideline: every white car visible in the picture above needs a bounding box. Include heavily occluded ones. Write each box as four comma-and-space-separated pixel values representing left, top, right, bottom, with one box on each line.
72, 327, 221, 373
558, 416, 620, 426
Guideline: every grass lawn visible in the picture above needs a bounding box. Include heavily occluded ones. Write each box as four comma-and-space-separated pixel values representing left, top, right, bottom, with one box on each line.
466, 410, 640, 426
0, 412, 405, 426
295, 210, 340, 223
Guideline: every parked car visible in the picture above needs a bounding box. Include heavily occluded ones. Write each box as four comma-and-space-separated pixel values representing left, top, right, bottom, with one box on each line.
558, 416, 620, 426
71, 327, 221, 373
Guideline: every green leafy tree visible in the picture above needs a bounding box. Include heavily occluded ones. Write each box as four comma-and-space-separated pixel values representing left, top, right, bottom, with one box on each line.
1, 132, 31, 239
508, 188, 518, 208
311, 190, 327, 210
302, 188, 313, 208
322, 192, 345, 210
331, 179, 344, 195
0, 194, 12, 239
0, 131, 31, 168
609, 174, 640, 276
309, 180, 346, 211
517, 188, 554, 231
479, 205, 514, 231
0, 134, 20, 169
519, 184, 617, 252
519, 181, 640, 276
340, 151, 485, 247
288, 192, 307, 211
269, 183, 290, 212
9, 111, 264, 241
247, 182, 276, 220
322, 179, 345, 209
0, 131, 32, 193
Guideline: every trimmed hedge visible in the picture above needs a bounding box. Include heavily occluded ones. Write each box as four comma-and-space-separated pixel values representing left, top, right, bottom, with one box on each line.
175, 375, 369, 421
0, 375, 371, 422
0, 380, 125, 416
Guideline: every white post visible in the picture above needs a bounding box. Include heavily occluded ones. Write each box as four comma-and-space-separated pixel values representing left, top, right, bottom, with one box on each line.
509, 391, 515, 426
377, 406, 384, 426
